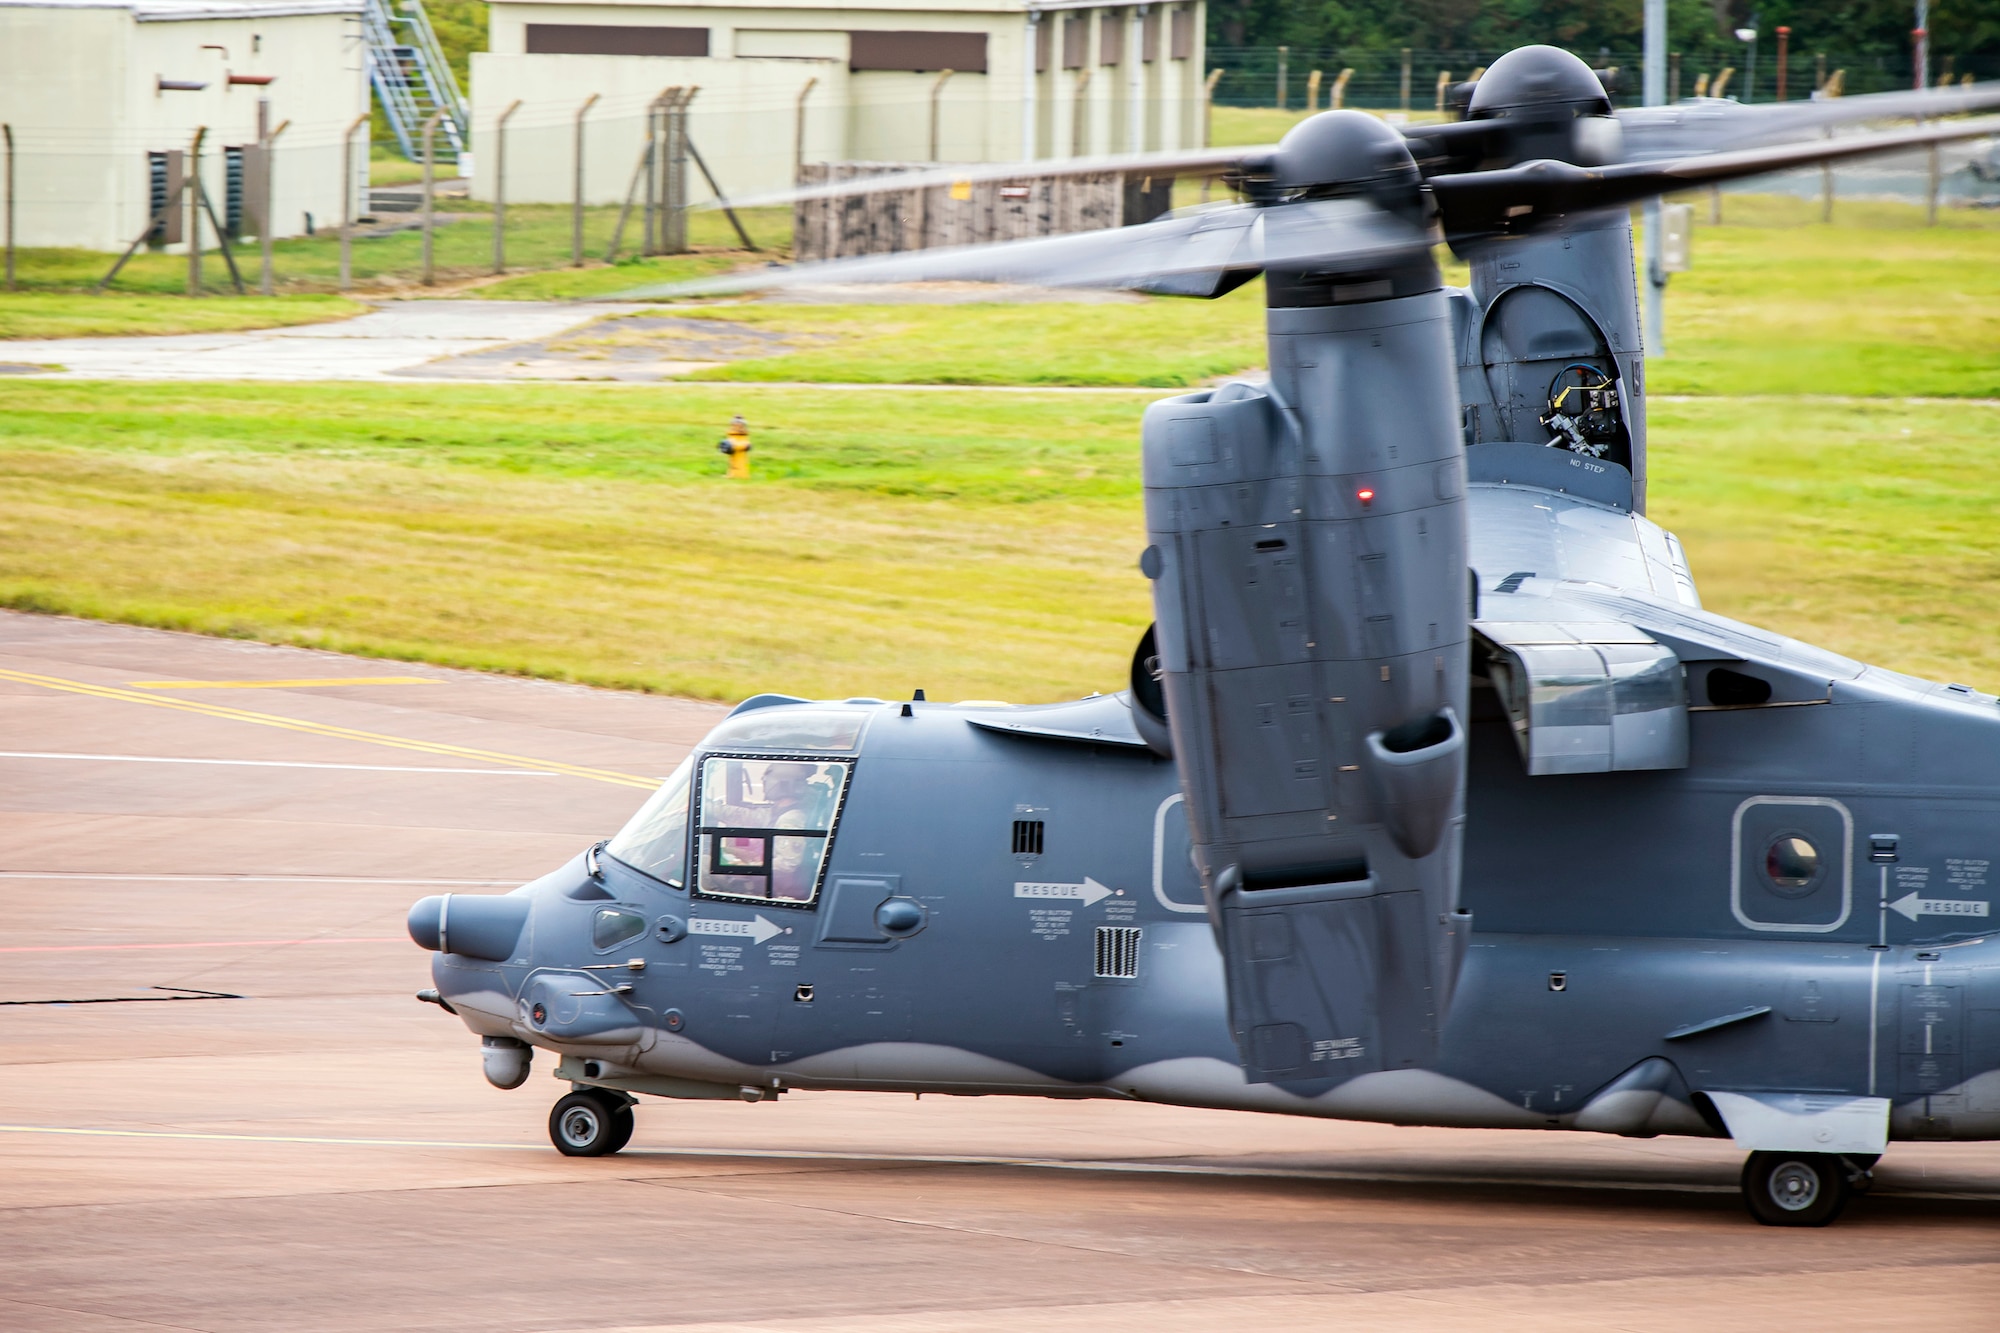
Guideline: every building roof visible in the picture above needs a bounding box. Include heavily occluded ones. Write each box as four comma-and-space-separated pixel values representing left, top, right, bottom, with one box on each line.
0, 0, 361, 19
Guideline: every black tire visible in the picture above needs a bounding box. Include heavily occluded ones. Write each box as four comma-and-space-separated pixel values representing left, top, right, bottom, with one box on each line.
1742, 1151, 1851, 1226
601, 1100, 636, 1154
549, 1090, 633, 1157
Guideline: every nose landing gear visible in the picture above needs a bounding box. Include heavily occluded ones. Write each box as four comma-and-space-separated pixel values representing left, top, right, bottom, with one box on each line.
550, 1087, 637, 1157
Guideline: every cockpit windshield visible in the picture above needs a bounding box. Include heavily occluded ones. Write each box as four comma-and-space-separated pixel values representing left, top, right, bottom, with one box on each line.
697, 707, 868, 752
695, 755, 851, 905
604, 757, 694, 887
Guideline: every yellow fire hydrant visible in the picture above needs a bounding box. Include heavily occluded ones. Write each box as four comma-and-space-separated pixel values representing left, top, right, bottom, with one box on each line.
717, 414, 751, 479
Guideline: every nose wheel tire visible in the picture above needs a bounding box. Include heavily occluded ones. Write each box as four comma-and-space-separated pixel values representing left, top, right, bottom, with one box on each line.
1741, 1151, 1851, 1227
549, 1089, 636, 1157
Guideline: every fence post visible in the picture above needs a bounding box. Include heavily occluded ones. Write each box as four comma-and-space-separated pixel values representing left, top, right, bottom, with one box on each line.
493, 98, 521, 274
643, 94, 660, 256
1124, 8, 1142, 153
1775, 26, 1790, 100
1305, 69, 1321, 113
1332, 67, 1352, 110
1400, 49, 1412, 115
668, 87, 698, 254
1276, 45, 1287, 110
1435, 70, 1451, 117
339, 113, 368, 291
260, 119, 289, 296
929, 69, 956, 161
2, 124, 13, 293
572, 92, 599, 267
187, 126, 207, 297
420, 110, 442, 286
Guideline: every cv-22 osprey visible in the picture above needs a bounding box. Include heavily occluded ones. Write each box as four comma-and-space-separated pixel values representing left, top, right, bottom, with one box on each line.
412, 49, 2000, 1226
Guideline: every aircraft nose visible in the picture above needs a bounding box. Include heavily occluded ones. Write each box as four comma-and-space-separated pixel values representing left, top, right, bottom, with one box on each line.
407, 896, 445, 951
406, 893, 530, 962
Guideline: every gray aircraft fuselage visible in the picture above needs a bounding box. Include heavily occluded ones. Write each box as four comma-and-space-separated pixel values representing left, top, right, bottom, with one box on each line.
412, 55, 2000, 1224
422, 468, 2000, 1144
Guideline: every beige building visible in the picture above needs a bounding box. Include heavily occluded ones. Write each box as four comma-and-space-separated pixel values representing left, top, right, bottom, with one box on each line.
0, 0, 369, 252
469, 0, 1207, 205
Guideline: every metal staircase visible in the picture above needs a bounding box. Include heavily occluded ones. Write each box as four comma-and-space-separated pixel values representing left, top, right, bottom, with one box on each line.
363, 0, 469, 165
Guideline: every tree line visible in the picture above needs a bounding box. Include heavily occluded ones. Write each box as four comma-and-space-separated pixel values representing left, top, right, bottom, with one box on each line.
1209, 0, 2000, 73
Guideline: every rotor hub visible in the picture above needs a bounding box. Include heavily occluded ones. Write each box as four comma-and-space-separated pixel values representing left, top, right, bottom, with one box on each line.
1467, 45, 1613, 119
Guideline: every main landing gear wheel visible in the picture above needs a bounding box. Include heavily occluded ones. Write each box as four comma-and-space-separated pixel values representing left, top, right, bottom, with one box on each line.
549, 1089, 635, 1157
1741, 1151, 1851, 1227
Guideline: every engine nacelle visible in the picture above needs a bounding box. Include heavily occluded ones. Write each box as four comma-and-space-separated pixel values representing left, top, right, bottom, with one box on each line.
1140, 283, 1470, 1087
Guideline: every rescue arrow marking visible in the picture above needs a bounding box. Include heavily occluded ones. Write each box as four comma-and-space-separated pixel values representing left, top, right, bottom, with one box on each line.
1888, 893, 1990, 922
1015, 877, 1114, 907
689, 915, 784, 944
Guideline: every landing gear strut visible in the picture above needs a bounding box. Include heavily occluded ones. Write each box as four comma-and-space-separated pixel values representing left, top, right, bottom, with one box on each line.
1741, 1151, 1861, 1226
549, 1087, 636, 1157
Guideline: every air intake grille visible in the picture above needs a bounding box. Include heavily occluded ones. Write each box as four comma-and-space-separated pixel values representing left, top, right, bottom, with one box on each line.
1094, 926, 1142, 979
1011, 819, 1044, 855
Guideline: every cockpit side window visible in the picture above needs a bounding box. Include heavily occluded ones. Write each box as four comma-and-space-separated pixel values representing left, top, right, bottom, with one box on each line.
604, 757, 694, 888
694, 755, 851, 906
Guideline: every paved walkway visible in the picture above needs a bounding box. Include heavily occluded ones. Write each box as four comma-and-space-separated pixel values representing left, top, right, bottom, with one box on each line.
0, 300, 628, 383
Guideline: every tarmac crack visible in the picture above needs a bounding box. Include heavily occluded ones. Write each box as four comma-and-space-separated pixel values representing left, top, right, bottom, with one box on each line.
0, 986, 244, 1007
0, 1295, 213, 1332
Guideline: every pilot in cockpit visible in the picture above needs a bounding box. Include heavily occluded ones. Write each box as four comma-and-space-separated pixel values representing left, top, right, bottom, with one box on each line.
744, 762, 839, 901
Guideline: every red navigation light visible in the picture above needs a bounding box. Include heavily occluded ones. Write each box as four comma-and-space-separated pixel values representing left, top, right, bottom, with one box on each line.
1357, 488, 1375, 505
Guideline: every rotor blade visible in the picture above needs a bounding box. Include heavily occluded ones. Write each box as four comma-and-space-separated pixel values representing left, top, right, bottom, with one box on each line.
616, 198, 1429, 300
1618, 81, 2000, 159
1435, 114, 2000, 244
704, 146, 1254, 213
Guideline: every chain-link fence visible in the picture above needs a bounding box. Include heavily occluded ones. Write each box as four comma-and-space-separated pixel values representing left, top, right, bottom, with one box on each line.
0, 102, 788, 298
1207, 45, 2000, 111
4, 54, 1998, 299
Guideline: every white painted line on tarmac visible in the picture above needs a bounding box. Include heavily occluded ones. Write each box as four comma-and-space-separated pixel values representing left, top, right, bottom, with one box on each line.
0, 1124, 544, 1151
125, 678, 446, 690
0, 666, 662, 790
0, 873, 516, 885
0, 751, 561, 776
5, 1122, 1990, 1202
0, 1123, 1759, 1197
0, 937, 407, 954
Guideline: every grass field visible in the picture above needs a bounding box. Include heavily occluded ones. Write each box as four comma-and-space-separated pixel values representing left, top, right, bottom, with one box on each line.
1644, 194, 2000, 398
1, 193, 1997, 700
1, 379, 1998, 699
553, 197, 1998, 394
0, 383, 1152, 701
0, 294, 366, 341
604, 291, 1271, 388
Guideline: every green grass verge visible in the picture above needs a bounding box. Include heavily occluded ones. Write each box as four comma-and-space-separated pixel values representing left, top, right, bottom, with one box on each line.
610, 286, 1270, 387
538, 197, 1994, 393
0, 294, 365, 341
0, 382, 1151, 702
1650, 396, 2000, 690
1647, 193, 2000, 398
2, 380, 1998, 699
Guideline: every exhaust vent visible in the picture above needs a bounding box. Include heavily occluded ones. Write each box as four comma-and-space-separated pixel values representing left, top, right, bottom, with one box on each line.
1094, 926, 1142, 979
1011, 819, 1044, 855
